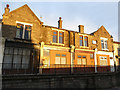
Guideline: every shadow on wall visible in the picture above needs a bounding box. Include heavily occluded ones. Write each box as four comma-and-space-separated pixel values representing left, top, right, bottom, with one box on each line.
2, 24, 41, 75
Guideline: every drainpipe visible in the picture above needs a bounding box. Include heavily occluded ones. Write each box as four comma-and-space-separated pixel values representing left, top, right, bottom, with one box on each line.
113, 50, 116, 72
94, 48, 97, 72
39, 41, 44, 74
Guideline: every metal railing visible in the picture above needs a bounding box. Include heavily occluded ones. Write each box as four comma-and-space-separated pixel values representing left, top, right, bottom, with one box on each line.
2, 63, 113, 75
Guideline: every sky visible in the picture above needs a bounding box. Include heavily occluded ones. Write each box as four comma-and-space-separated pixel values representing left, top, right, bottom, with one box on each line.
0, 1, 118, 41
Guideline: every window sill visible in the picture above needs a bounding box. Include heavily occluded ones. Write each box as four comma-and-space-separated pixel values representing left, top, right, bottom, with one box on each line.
79, 46, 89, 48
102, 48, 109, 51
52, 42, 64, 46
14, 38, 31, 41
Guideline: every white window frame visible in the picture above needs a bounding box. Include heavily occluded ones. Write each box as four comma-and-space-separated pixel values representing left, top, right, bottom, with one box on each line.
100, 37, 108, 50
99, 56, 107, 66
16, 21, 32, 39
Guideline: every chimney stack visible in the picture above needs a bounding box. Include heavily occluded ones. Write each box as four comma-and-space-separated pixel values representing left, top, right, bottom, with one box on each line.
58, 17, 62, 29
78, 25, 84, 33
4, 4, 10, 15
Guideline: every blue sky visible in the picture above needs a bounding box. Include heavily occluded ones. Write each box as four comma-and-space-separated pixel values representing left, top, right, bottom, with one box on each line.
1, 2, 118, 41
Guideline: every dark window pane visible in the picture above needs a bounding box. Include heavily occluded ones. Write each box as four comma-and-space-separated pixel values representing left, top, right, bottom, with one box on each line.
22, 55, 30, 69
14, 48, 18, 54
59, 33, 62, 35
83, 56, 86, 58
3, 55, 12, 69
53, 35, 57, 43
80, 36, 82, 39
24, 30, 31, 40
4, 47, 9, 54
54, 32, 57, 34
18, 49, 22, 55
16, 24, 23, 38
59, 36, 62, 43
13, 55, 21, 69
62, 54, 66, 56
78, 56, 81, 58
9, 48, 13, 54
80, 40, 82, 46
85, 41, 87, 46
56, 54, 60, 56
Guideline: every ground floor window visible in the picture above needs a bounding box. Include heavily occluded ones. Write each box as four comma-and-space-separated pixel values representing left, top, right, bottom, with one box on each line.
99, 56, 107, 66
55, 54, 66, 64
77, 56, 87, 65
3, 47, 31, 69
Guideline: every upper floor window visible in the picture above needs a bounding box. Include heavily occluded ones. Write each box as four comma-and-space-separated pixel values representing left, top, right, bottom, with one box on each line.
100, 37, 108, 50
79, 35, 88, 47
53, 31, 58, 43
16, 24, 23, 39
59, 32, 64, 44
79, 36, 83, 46
52, 30, 64, 44
16, 22, 32, 40
24, 25, 31, 40
84, 36, 88, 47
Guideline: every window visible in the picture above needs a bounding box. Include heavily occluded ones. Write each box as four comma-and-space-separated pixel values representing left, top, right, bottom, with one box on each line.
80, 36, 83, 46
55, 54, 66, 64
3, 48, 13, 69
77, 55, 87, 65
105, 41, 107, 49
24, 25, 31, 40
53, 31, 58, 43
99, 56, 107, 66
3, 47, 30, 69
79, 35, 88, 47
59, 32, 64, 44
52, 30, 64, 44
16, 23, 32, 40
84, 37, 88, 47
100, 37, 108, 50
16, 24, 23, 39
101, 40, 104, 49
13, 48, 22, 69
101, 40, 108, 49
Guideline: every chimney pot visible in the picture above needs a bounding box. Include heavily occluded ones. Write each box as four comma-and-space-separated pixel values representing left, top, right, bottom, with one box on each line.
59, 17, 62, 19
6, 4, 9, 8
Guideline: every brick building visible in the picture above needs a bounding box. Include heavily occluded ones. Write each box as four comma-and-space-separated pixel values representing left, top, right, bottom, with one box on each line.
1, 4, 119, 74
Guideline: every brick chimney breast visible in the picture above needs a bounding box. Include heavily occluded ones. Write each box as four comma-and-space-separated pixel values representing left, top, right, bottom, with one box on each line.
58, 17, 62, 29
78, 25, 84, 33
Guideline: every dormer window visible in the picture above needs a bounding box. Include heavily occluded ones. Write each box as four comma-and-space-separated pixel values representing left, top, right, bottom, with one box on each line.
16, 21, 32, 40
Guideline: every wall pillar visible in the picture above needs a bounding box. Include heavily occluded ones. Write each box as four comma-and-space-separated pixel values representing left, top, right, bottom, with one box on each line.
70, 45, 75, 73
